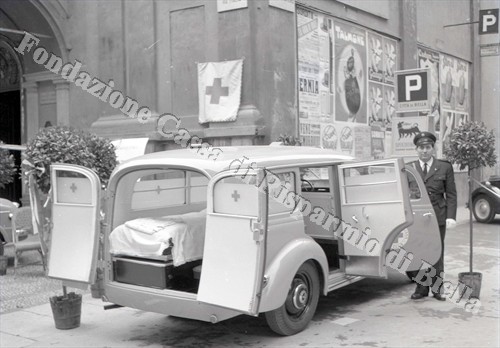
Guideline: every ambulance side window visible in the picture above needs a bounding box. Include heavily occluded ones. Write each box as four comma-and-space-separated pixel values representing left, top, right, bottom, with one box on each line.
268, 171, 296, 215
406, 171, 422, 200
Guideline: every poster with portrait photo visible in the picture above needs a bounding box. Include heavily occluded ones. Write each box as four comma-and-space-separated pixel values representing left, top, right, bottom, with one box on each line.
383, 84, 395, 131
383, 37, 397, 85
368, 32, 384, 83
333, 21, 367, 124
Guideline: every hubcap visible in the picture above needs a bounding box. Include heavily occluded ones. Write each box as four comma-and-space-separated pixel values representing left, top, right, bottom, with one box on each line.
292, 283, 308, 310
475, 198, 491, 219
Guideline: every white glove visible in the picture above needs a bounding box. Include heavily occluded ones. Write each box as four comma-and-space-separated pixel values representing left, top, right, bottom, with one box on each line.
446, 218, 457, 229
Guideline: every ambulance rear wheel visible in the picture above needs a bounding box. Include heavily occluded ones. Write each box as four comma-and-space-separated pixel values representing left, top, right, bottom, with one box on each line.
265, 261, 320, 336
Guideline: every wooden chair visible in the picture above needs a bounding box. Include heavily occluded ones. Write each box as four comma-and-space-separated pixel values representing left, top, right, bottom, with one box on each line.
11, 206, 46, 271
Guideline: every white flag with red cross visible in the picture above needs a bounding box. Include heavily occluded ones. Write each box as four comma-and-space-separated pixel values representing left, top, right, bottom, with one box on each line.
197, 59, 243, 123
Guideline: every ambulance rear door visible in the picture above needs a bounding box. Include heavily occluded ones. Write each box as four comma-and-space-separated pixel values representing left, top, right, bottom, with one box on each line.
198, 168, 268, 316
48, 164, 101, 289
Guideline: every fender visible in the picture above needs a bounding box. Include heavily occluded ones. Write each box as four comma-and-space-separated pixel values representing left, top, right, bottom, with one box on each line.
259, 237, 329, 312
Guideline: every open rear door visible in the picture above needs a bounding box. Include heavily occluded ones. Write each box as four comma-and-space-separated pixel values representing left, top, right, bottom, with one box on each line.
48, 164, 101, 289
198, 169, 268, 315
338, 158, 413, 277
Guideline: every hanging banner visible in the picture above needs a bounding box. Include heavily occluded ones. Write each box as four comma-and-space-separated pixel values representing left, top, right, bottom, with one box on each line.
334, 21, 367, 124
197, 59, 243, 123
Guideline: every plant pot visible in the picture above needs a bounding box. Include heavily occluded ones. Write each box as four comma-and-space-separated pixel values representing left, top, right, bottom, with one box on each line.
49, 292, 82, 330
0, 255, 8, 276
458, 272, 482, 299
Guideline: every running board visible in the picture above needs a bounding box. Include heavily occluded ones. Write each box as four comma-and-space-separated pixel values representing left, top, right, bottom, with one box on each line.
327, 272, 364, 292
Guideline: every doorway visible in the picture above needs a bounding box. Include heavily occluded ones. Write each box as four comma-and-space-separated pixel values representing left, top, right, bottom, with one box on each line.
0, 90, 21, 203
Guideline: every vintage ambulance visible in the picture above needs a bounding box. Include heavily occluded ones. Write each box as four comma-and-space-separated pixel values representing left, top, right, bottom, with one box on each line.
47, 146, 441, 335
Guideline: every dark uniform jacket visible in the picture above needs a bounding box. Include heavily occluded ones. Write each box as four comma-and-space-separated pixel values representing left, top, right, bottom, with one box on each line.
411, 158, 457, 226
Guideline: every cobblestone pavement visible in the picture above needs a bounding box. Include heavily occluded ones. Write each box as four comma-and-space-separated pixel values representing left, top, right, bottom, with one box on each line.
0, 248, 87, 314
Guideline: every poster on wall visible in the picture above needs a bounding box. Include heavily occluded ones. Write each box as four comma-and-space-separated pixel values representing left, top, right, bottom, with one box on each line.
318, 15, 334, 122
440, 54, 456, 111
368, 32, 384, 83
299, 120, 321, 147
371, 126, 385, 159
320, 123, 338, 150
417, 47, 441, 131
368, 82, 384, 127
454, 59, 469, 113
355, 125, 372, 160
383, 37, 397, 85
392, 116, 428, 156
440, 55, 469, 113
339, 124, 355, 155
383, 84, 395, 131
297, 9, 320, 121
334, 21, 367, 124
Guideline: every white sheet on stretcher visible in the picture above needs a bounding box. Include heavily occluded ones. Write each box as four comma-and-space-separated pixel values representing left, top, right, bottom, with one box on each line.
109, 211, 206, 267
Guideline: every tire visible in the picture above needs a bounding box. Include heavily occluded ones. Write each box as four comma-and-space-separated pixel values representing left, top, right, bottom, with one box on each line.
472, 194, 495, 223
265, 261, 320, 336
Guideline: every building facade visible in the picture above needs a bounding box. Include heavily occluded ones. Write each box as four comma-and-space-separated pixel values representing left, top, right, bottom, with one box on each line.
0, 0, 498, 204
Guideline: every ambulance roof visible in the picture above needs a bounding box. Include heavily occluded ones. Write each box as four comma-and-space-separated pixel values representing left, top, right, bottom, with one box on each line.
114, 146, 354, 176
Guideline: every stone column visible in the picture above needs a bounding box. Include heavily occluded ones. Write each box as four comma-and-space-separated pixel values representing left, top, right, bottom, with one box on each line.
54, 79, 70, 126
23, 82, 39, 141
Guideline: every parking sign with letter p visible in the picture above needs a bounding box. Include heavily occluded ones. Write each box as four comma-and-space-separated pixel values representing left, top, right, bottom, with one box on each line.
479, 9, 499, 35
395, 69, 430, 113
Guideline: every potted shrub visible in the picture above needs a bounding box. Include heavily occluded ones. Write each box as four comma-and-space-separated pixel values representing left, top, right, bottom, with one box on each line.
23, 126, 117, 329
444, 121, 497, 298
0, 141, 17, 190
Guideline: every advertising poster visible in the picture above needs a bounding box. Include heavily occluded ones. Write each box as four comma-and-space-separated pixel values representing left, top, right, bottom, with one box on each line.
368, 82, 384, 127
368, 31, 384, 82
298, 61, 320, 120
355, 125, 372, 160
383, 84, 395, 131
339, 124, 355, 155
440, 54, 456, 111
371, 126, 385, 159
383, 37, 397, 85
418, 47, 441, 130
392, 116, 428, 156
299, 120, 321, 147
334, 21, 367, 124
454, 59, 469, 113
318, 15, 334, 122
320, 123, 338, 150
297, 9, 320, 122
368, 32, 384, 83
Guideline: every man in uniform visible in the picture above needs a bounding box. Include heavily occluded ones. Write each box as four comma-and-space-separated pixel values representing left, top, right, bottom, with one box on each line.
410, 131, 457, 301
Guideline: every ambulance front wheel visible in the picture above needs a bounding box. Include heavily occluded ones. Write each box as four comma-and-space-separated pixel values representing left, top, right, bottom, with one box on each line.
265, 261, 320, 336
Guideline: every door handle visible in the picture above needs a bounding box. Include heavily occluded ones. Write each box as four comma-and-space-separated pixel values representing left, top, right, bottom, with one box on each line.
362, 207, 369, 219
423, 212, 433, 217
352, 216, 359, 223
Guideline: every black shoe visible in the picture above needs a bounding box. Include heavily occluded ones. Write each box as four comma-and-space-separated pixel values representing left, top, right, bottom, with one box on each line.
411, 292, 428, 300
432, 293, 446, 301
